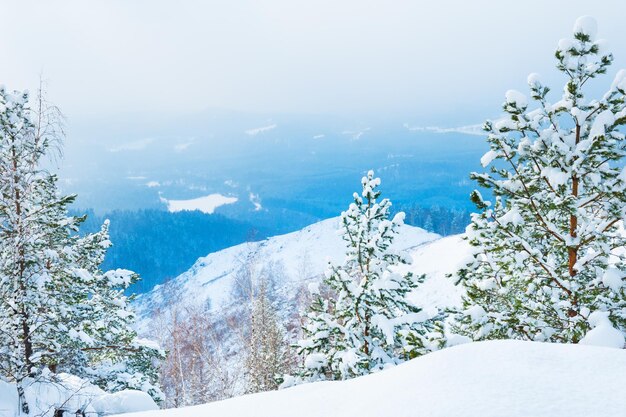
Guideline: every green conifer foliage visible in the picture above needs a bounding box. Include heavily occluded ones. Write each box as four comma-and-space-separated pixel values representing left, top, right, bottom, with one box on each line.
453, 17, 626, 344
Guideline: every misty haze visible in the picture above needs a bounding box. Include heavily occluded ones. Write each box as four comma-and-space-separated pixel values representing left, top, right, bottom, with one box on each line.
0, 2, 625, 416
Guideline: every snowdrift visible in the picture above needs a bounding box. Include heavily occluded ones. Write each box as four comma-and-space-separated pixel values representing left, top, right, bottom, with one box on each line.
120, 340, 625, 417
0, 374, 158, 417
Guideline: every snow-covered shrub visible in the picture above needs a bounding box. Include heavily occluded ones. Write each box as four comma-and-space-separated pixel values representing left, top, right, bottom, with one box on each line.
244, 279, 292, 394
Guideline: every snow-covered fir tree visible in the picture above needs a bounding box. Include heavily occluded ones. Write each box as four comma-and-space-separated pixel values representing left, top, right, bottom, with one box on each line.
0, 86, 162, 413
296, 171, 437, 381
452, 17, 626, 345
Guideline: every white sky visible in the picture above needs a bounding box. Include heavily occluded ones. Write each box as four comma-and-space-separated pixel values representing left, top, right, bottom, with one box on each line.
1, 0, 626, 124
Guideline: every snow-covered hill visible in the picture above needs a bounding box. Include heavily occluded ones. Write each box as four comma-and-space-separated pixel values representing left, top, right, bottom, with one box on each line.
135, 217, 469, 329
119, 340, 626, 417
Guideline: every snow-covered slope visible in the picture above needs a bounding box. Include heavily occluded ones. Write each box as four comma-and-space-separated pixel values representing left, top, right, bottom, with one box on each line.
119, 340, 626, 417
135, 217, 469, 327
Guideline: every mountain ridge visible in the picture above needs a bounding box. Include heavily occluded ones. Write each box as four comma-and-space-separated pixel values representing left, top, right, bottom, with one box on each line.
135, 217, 469, 332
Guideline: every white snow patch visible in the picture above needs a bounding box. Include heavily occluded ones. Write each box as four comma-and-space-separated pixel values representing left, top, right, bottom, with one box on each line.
541, 166, 569, 188
398, 235, 468, 311
342, 128, 371, 140
404, 123, 484, 136
92, 390, 159, 415
466, 305, 487, 321
304, 353, 327, 370
499, 207, 524, 225
480, 150, 498, 167
505, 90, 528, 108
162, 194, 238, 214
580, 311, 625, 349
527, 73, 542, 88
589, 110, 615, 139
249, 192, 263, 211
245, 124, 277, 136
174, 141, 194, 152
146, 181, 160, 188
573, 16, 597, 39
610, 69, 626, 93
602, 267, 624, 292
108, 138, 155, 152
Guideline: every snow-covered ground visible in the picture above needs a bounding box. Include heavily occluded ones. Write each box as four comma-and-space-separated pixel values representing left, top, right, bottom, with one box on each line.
135, 217, 467, 328
0, 374, 157, 416
118, 340, 626, 417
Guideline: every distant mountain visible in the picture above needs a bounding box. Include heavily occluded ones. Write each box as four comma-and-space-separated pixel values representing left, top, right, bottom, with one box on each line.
61, 110, 485, 293
134, 216, 469, 331
74, 205, 470, 295
59, 110, 487, 233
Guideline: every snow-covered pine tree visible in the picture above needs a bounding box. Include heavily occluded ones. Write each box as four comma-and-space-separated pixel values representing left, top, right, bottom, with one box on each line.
296, 171, 436, 381
243, 279, 290, 394
0, 86, 78, 413
0, 86, 162, 412
452, 17, 626, 344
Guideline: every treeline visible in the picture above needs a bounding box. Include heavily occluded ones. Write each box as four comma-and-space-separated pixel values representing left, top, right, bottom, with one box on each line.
76, 209, 265, 293
396, 204, 471, 235
75, 205, 468, 294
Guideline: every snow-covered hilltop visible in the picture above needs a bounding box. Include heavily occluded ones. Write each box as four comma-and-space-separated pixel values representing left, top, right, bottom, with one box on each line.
120, 340, 626, 417
135, 217, 468, 329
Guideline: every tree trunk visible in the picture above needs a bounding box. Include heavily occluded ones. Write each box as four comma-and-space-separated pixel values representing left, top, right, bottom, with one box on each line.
568, 124, 581, 278
17, 382, 29, 414
13, 146, 32, 413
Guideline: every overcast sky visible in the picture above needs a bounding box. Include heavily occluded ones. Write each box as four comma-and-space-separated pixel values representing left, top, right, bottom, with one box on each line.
1, 0, 626, 125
